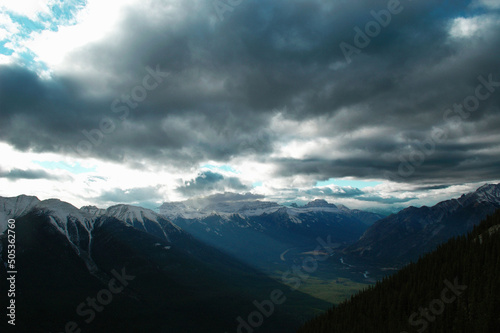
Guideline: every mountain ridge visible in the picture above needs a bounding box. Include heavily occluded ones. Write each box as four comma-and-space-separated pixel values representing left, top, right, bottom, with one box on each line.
0, 195, 330, 332
298, 209, 500, 333
159, 197, 383, 226
0, 195, 184, 274
344, 183, 500, 265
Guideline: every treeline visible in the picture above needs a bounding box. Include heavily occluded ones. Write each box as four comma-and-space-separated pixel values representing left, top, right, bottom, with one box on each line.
297, 209, 500, 333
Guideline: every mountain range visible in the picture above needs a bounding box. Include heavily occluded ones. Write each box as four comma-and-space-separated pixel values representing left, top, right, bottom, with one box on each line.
2, 183, 500, 332
0, 196, 330, 333
344, 183, 500, 266
298, 209, 500, 333
159, 198, 383, 272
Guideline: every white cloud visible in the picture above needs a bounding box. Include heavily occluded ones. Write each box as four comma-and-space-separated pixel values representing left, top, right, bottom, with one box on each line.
0, 143, 180, 208
20, 0, 189, 78
23, 0, 136, 72
449, 17, 481, 38
1, 142, 498, 211
0, 12, 20, 41
0, 0, 51, 20
449, 15, 499, 39
0, 53, 12, 64
473, 0, 500, 9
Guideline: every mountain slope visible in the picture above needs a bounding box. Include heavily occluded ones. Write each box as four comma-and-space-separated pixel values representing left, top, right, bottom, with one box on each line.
160, 198, 382, 271
0, 195, 330, 332
85, 204, 183, 242
298, 209, 500, 333
0, 195, 40, 231
344, 183, 500, 265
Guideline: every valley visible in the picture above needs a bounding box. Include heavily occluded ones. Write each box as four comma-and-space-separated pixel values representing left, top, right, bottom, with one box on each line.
1, 183, 499, 332
2, 1, 500, 331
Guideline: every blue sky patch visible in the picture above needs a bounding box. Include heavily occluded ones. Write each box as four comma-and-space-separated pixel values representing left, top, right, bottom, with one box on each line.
0, 0, 87, 69
35, 161, 96, 174
201, 164, 238, 173
316, 178, 382, 189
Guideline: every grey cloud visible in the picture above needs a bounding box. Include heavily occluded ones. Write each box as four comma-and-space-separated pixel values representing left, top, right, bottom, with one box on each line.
0, 0, 499, 185
305, 187, 364, 198
183, 192, 266, 208
413, 184, 453, 191
355, 196, 417, 205
96, 186, 164, 204
198, 192, 265, 203
0, 168, 62, 180
177, 171, 249, 195
299, 186, 413, 204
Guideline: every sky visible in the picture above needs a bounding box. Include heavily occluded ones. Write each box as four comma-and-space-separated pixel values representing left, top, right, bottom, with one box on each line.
0, 0, 499, 212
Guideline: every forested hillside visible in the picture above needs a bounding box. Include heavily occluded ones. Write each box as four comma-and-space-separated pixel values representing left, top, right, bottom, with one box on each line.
298, 209, 500, 333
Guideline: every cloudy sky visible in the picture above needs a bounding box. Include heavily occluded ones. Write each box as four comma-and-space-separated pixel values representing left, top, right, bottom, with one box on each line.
0, 0, 499, 212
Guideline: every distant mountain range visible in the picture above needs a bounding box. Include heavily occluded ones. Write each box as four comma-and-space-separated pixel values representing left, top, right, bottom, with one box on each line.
298, 209, 500, 333
0, 195, 183, 275
0, 196, 329, 333
2, 183, 500, 332
159, 198, 383, 271
160, 198, 382, 226
344, 183, 500, 266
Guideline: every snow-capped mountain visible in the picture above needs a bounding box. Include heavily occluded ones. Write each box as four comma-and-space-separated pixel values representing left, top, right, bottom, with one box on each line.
88, 204, 182, 241
0, 195, 182, 240
159, 197, 383, 270
35, 199, 97, 271
457, 183, 500, 206
159, 200, 283, 219
0, 195, 98, 271
344, 183, 500, 265
0, 196, 183, 273
0, 195, 328, 333
160, 198, 382, 224
0, 194, 40, 232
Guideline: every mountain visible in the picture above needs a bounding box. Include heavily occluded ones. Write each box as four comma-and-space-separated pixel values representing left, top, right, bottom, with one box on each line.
160, 198, 382, 225
0, 194, 40, 231
0, 196, 183, 275
298, 208, 500, 333
344, 183, 500, 265
0, 195, 330, 333
159, 198, 383, 271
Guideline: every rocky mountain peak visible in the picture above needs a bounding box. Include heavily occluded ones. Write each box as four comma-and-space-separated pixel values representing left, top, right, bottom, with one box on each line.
305, 199, 336, 208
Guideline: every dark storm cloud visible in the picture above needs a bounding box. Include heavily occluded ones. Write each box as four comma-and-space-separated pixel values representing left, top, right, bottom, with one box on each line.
305, 186, 364, 198
0, 0, 499, 184
0, 168, 62, 180
356, 195, 416, 205
413, 184, 453, 191
300, 186, 414, 204
197, 192, 265, 203
183, 192, 267, 208
177, 171, 249, 195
